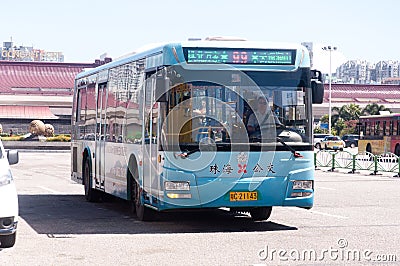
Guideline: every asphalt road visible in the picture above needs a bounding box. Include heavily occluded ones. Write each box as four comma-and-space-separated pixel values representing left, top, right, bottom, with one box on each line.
1, 151, 399, 265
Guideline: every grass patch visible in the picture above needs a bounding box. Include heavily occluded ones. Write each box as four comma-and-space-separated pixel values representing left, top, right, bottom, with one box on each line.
46, 135, 71, 142
0, 136, 25, 141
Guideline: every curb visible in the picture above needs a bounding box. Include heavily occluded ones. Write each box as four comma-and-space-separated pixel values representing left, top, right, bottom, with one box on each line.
2, 141, 70, 150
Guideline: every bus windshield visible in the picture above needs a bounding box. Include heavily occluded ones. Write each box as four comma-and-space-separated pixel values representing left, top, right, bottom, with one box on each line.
161, 80, 311, 151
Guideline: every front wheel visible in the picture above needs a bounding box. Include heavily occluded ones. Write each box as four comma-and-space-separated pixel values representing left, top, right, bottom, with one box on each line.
350, 143, 356, 148
132, 180, 156, 221
83, 160, 101, 202
0, 233, 16, 248
249, 207, 272, 221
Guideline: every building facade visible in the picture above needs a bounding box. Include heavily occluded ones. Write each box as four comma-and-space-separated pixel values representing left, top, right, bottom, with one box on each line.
336, 60, 400, 84
1, 41, 64, 62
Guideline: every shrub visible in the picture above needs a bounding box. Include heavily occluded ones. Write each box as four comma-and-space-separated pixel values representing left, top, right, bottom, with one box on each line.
0, 136, 25, 141
45, 134, 71, 142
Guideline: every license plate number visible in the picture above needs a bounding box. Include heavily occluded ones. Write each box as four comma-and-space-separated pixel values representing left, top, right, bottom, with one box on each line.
229, 191, 258, 201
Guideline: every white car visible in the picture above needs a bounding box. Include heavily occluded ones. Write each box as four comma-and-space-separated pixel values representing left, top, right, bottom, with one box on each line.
0, 139, 19, 248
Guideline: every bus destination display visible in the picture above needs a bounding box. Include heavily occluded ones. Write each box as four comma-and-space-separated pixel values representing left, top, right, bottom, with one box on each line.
183, 48, 295, 65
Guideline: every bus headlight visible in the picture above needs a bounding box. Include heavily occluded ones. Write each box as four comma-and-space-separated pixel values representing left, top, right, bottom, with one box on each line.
292, 180, 313, 190
165, 181, 190, 191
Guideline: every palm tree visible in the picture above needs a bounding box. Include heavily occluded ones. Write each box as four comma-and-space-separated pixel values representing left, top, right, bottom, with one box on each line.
331, 104, 362, 135
361, 103, 391, 116
332, 104, 362, 125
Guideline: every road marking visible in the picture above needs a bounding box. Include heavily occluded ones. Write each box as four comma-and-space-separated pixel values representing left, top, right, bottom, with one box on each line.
308, 210, 349, 219
37, 186, 60, 194
318, 186, 336, 191
289, 207, 349, 219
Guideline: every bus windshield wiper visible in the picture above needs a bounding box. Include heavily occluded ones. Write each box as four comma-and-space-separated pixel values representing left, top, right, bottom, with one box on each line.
276, 137, 303, 158
175, 147, 200, 158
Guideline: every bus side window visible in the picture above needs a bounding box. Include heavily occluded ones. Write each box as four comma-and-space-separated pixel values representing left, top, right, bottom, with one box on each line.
365, 122, 370, 136
383, 121, 386, 136
375, 121, 380, 136
390, 121, 394, 136
76, 87, 87, 139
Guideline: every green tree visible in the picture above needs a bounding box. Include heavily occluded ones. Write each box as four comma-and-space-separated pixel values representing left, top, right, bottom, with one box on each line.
361, 103, 391, 116
340, 120, 359, 135
334, 118, 346, 135
332, 104, 362, 123
330, 104, 362, 135
320, 114, 329, 123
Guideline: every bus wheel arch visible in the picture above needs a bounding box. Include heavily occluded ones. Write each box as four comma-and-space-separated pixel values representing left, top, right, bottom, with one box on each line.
127, 154, 154, 221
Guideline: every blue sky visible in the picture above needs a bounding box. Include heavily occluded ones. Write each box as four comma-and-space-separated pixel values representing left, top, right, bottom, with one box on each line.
1, 0, 399, 72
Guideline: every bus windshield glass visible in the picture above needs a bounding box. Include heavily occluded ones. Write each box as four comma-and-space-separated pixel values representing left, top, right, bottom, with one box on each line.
161, 79, 311, 151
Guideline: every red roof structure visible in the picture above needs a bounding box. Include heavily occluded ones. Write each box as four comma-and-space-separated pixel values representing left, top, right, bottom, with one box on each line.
1, 60, 400, 120
324, 83, 400, 104
0, 61, 97, 96
0, 105, 58, 119
0, 61, 97, 120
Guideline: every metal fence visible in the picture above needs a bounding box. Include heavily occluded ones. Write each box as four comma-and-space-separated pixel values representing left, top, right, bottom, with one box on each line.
314, 150, 400, 177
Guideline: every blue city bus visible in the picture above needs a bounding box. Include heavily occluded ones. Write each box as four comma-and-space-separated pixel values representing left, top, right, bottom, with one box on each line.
71, 39, 324, 221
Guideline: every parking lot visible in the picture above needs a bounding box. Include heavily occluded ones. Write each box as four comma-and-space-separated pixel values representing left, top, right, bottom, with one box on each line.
0, 151, 399, 265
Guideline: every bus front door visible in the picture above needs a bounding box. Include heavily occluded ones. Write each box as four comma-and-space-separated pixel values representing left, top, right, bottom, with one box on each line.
142, 75, 160, 203
95, 83, 107, 190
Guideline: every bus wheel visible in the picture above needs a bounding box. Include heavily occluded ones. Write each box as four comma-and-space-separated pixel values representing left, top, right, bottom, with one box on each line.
83, 160, 100, 202
315, 143, 321, 150
133, 181, 155, 221
249, 207, 272, 221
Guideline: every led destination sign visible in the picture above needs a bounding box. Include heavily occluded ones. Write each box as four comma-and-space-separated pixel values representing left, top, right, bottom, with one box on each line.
183, 48, 296, 65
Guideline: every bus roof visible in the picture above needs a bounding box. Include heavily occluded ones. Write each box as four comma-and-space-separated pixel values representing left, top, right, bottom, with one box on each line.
76, 40, 310, 80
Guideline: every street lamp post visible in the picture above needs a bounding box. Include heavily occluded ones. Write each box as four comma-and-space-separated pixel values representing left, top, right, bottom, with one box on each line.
322, 46, 337, 135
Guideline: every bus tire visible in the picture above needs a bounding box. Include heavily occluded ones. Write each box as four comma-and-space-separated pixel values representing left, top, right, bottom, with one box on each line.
128, 158, 155, 221
249, 207, 272, 221
133, 181, 155, 221
83, 159, 101, 202
0, 232, 16, 248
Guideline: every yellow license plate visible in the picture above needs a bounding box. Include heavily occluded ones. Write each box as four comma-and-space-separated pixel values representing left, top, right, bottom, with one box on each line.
229, 191, 258, 201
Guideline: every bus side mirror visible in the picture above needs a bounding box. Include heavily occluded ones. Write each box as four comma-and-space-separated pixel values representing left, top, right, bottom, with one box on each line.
156, 76, 170, 102
311, 80, 324, 104
310, 69, 324, 104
